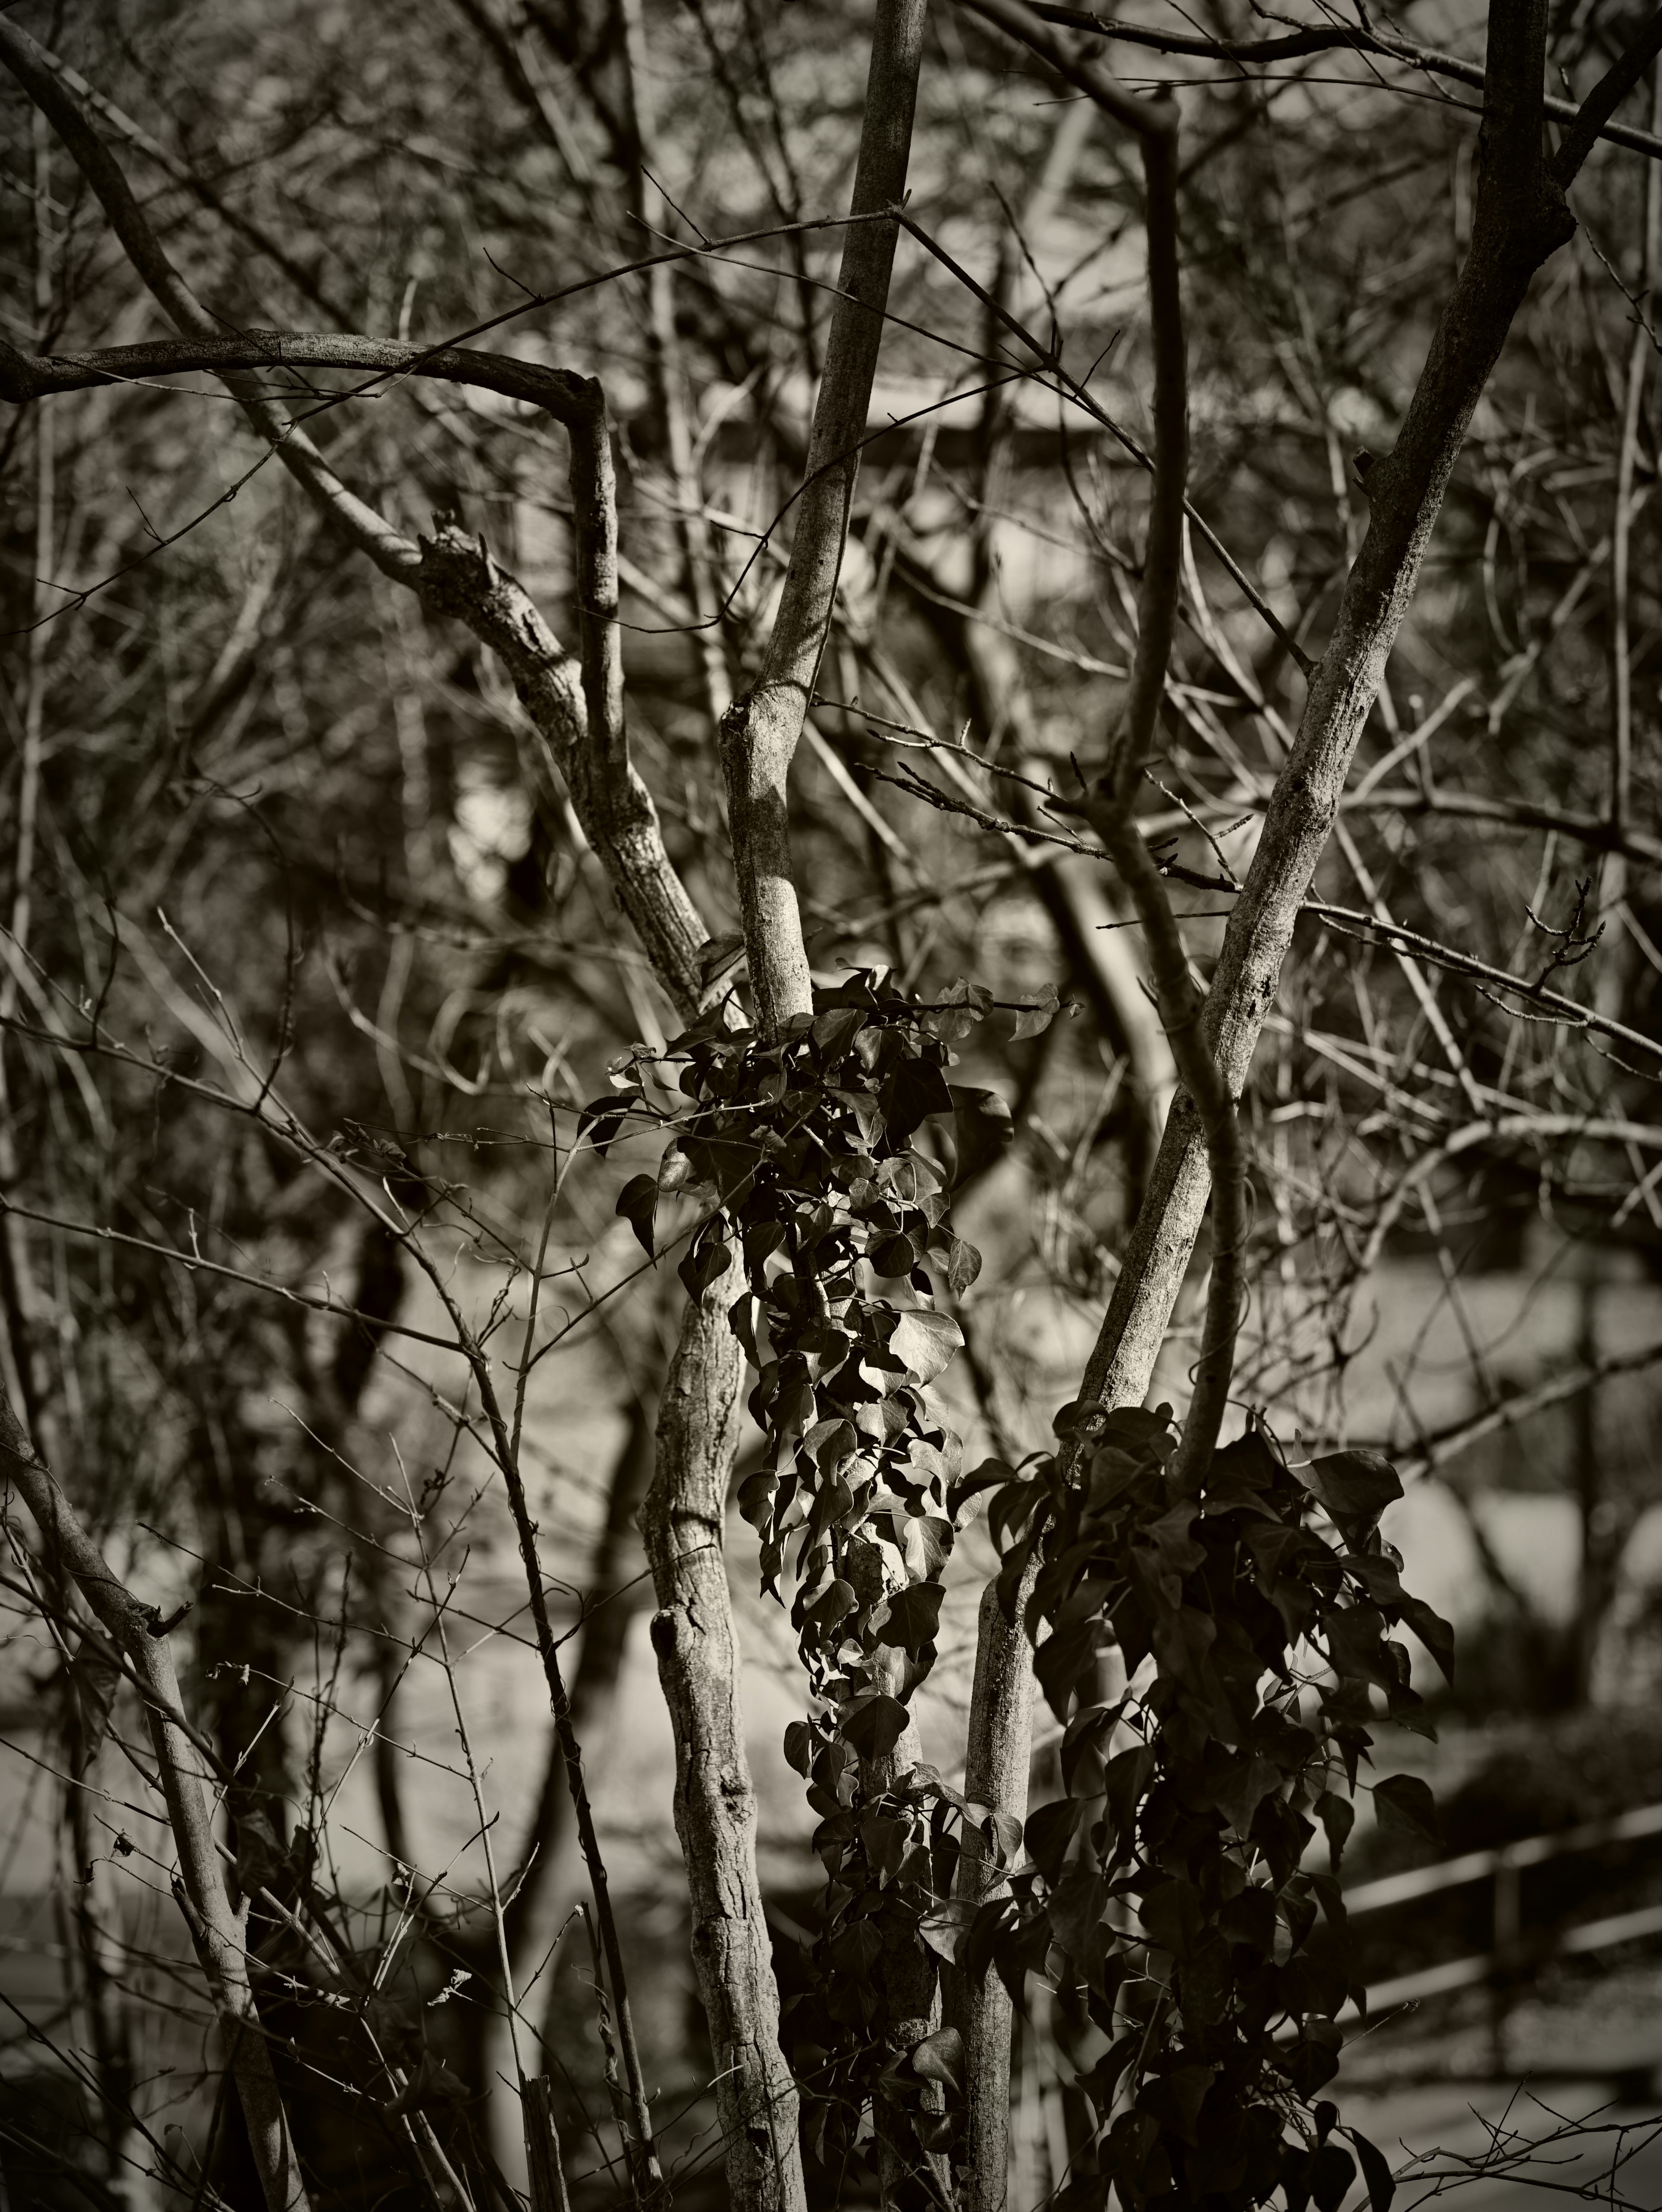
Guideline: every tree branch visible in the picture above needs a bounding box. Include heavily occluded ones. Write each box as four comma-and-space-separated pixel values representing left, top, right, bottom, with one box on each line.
0, 1388, 310, 2212
640, 1254, 806, 2212
966, 0, 1245, 1476
720, 0, 931, 1036
1029, 1, 1662, 167
1075, 0, 1581, 1422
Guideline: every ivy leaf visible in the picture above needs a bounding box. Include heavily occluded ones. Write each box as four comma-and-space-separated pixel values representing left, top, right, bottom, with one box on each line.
860, 1812, 910, 1877
963, 1896, 1012, 1981
1140, 1876, 1204, 1961
1034, 1617, 1101, 1722
804, 1417, 858, 1471
1372, 1773, 1440, 1845
577, 1089, 642, 1157
888, 1309, 963, 1386
870, 1232, 918, 1277
1217, 1884, 1276, 1955
828, 1920, 884, 1979
949, 1456, 1011, 1529
1311, 2145, 1357, 2212
1060, 1702, 1122, 1796
1344, 2128, 1396, 2212
1009, 982, 1063, 1041
1314, 1788, 1355, 1873
1211, 1752, 1281, 1836
885, 1057, 954, 1140
946, 1235, 982, 1295
807, 1579, 859, 1629
948, 1085, 1015, 1189
678, 1239, 733, 1297
1048, 1865, 1111, 1959
1280, 2018, 1343, 2098
918, 1899, 973, 1964
909, 2027, 965, 2099
783, 1721, 815, 1777
1397, 1594, 1456, 1682
842, 1693, 910, 1760
743, 1219, 786, 1267
926, 977, 992, 1039
614, 1172, 658, 1256
1301, 1450, 1403, 1533
874, 1582, 944, 1659
897, 1514, 953, 1581
1323, 1601, 1397, 1690
811, 1005, 866, 1059
1023, 1796, 1082, 1882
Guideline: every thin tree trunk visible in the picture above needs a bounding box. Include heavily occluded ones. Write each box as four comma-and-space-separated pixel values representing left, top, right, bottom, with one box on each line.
944, 1575, 1037, 2212
721, 0, 931, 1034
1060, 0, 1582, 1416
948, 0, 1624, 2173
509, 1394, 658, 1982
641, 1256, 806, 2212
0, 25, 807, 2209
0, 1388, 311, 2212
483, 1393, 660, 2173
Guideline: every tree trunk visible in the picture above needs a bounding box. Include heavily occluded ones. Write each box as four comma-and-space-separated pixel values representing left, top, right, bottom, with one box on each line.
641, 1257, 806, 2212
0, 1387, 311, 2212
944, 1575, 1037, 2212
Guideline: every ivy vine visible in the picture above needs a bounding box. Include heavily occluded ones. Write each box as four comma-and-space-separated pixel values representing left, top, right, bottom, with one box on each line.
594, 972, 1450, 2212
969, 1406, 1449, 2210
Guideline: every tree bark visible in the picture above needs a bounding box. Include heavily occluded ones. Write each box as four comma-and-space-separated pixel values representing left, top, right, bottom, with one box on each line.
641, 1257, 807, 2212
0, 1388, 310, 2212
721, 0, 931, 1034
944, 1574, 1037, 2212
946, 15, 1598, 2177
0, 26, 803, 2209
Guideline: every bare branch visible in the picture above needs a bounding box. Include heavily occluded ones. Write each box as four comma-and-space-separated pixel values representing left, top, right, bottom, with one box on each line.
720, 0, 930, 1035
1076, 0, 1581, 1418
0, 1387, 310, 2212
1030, 1, 1662, 167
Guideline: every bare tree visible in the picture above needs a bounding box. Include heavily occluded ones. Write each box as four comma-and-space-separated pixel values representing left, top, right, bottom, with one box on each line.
3, 0, 1662, 2208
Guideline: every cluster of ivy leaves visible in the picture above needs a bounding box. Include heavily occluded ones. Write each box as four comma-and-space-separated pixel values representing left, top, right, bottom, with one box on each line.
956, 1405, 1450, 2212
604, 973, 1059, 2184
598, 974, 1450, 2212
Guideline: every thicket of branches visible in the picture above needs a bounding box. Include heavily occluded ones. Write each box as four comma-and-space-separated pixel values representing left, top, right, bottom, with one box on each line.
1, 0, 1660, 2208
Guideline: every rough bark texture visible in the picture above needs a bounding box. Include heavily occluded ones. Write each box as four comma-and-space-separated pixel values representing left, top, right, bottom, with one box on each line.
523, 2074, 575, 2212
944, 1573, 1038, 2212
0, 1390, 310, 2212
641, 1259, 806, 2212
721, 0, 931, 1035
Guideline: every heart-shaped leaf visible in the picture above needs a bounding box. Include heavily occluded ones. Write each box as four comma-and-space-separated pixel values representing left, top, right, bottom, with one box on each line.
888, 1309, 963, 1386
874, 1582, 944, 1658
1372, 1772, 1439, 1845
842, 1693, 909, 1760
614, 1172, 658, 1256
909, 2026, 965, 2098
1301, 1449, 1403, 1530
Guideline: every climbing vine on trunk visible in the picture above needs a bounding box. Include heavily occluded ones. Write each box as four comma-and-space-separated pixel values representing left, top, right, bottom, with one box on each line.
968, 1408, 1451, 2211
604, 971, 1040, 2185
602, 970, 1452, 2209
